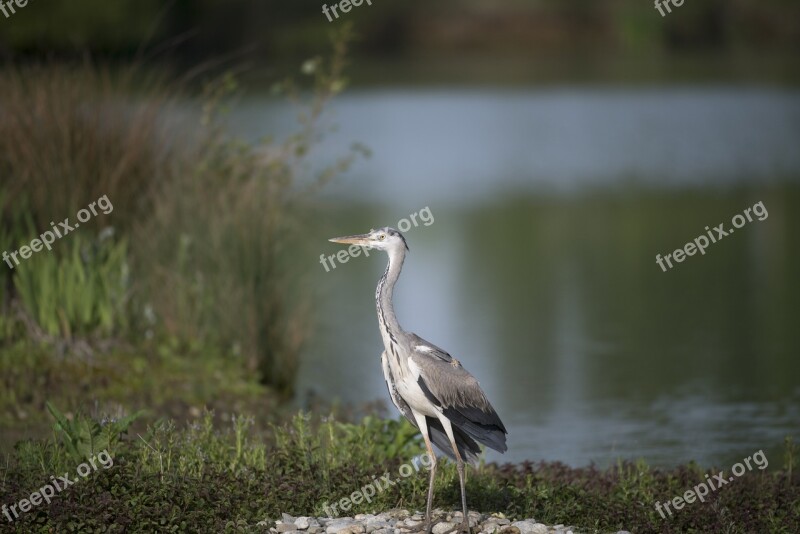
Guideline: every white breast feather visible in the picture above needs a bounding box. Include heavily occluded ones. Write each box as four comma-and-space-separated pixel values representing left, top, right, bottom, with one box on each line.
407, 357, 422, 380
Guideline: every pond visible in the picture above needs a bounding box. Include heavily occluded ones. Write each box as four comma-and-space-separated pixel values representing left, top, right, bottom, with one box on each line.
229, 88, 800, 467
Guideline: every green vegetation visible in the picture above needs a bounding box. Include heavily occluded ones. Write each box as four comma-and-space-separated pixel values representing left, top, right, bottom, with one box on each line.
0, 26, 359, 432
12, 235, 129, 339
1, 4, 797, 531
0, 338, 275, 442
1, 410, 797, 533
3, 0, 799, 62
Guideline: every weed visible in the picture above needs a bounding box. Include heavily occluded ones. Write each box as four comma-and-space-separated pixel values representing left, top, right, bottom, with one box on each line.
45, 402, 144, 462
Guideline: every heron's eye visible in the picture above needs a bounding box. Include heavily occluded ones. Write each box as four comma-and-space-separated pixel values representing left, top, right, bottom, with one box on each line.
379, 234, 386, 240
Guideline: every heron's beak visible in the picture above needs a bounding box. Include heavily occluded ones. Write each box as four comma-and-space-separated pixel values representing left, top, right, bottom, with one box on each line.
329, 233, 372, 246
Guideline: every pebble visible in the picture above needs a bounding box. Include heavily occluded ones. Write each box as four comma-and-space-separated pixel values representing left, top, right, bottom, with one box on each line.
326, 520, 365, 534
432, 522, 458, 534
264, 509, 598, 534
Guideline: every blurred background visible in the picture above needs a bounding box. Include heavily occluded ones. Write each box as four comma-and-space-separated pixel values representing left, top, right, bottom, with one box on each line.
0, 0, 798, 468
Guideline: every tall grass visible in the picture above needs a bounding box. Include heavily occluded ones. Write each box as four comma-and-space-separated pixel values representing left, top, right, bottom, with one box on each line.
0, 26, 357, 396
134, 29, 358, 396
0, 63, 177, 232
13, 234, 129, 339
0, 62, 184, 346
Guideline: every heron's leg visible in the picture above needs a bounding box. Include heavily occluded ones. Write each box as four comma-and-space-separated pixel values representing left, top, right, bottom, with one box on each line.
413, 412, 438, 534
435, 416, 470, 534
449, 438, 469, 533
423, 437, 438, 533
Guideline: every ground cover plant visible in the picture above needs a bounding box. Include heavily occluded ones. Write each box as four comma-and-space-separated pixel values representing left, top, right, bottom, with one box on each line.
1, 410, 797, 533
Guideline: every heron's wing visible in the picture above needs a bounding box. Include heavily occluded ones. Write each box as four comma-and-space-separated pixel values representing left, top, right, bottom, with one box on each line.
408, 335, 508, 453
382, 350, 482, 464
408, 333, 456, 364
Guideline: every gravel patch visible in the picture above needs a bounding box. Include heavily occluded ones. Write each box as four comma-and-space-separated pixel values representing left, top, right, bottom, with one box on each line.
260, 510, 631, 534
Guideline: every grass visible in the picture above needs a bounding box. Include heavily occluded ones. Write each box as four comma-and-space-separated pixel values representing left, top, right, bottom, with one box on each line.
0, 411, 797, 533
0, 337, 278, 450
0, 25, 360, 398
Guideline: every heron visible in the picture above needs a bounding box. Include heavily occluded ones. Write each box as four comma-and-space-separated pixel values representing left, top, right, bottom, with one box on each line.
329, 227, 507, 534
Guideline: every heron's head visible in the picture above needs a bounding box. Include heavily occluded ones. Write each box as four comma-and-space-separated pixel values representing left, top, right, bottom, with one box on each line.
329, 226, 408, 252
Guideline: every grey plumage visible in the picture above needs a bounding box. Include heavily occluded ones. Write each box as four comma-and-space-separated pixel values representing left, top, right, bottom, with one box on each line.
407, 337, 507, 456
330, 226, 508, 534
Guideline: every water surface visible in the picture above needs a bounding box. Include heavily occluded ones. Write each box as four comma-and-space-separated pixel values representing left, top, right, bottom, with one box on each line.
230, 88, 800, 467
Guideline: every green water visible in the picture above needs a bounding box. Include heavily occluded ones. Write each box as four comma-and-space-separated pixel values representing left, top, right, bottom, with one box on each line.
304, 190, 799, 467
229, 88, 800, 467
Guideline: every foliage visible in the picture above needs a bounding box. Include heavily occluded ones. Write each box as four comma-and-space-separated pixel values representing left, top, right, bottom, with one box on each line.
0, 190, 29, 338
336, 415, 424, 460
0, 27, 359, 396
45, 401, 144, 462
12, 233, 129, 339
0, 63, 177, 234
1, 411, 798, 533
0, 58, 176, 349
0, 339, 276, 435
133, 24, 359, 397
3, 0, 800, 65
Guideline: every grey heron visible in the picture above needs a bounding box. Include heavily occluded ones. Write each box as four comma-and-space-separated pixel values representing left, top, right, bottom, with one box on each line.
329, 227, 507, 534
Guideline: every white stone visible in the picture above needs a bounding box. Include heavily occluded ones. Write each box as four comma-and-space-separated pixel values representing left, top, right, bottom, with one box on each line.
432, 522, 459, 534
511, 521, 548, 534
326, 521, 364, 534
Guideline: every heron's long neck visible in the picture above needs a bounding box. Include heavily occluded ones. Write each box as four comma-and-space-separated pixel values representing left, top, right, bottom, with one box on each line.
376, 247, 405, 346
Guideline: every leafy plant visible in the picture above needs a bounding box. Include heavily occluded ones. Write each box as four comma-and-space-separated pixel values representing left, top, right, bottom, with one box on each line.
336, 415, 424, 460
46, 401, 144, 461
13, 232, 129, 339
